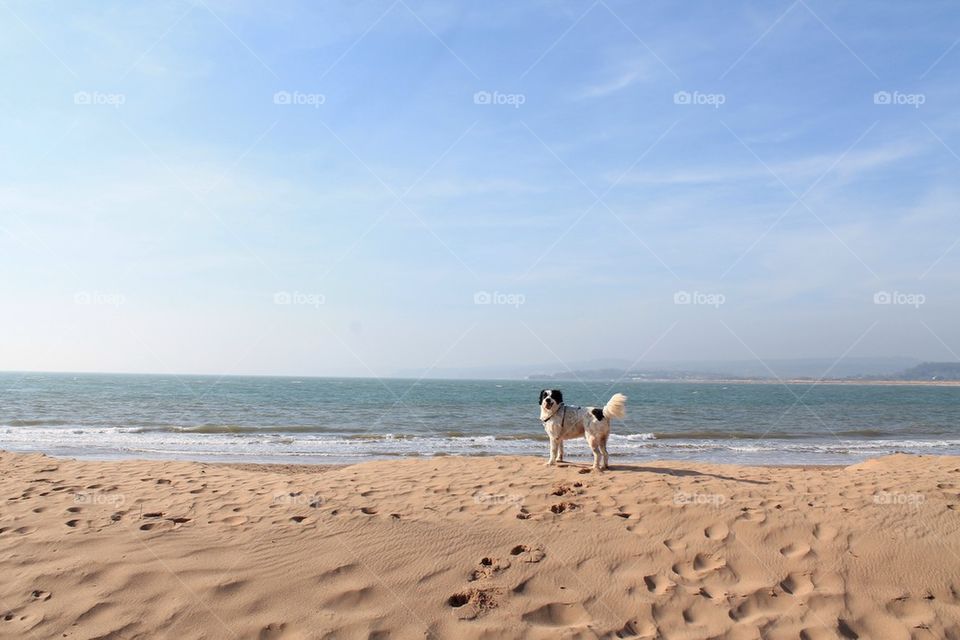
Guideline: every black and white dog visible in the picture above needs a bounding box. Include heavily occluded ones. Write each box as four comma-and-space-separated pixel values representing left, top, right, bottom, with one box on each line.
539, 389, 627, 471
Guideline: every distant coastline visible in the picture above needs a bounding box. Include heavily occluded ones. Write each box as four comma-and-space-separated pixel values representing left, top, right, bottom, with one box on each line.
527, 360, 960, 385
599, 378, 960, 387
526, 377, 960, 387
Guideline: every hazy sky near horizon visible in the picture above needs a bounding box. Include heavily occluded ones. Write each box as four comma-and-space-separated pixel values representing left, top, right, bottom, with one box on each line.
2, 0, 959, 377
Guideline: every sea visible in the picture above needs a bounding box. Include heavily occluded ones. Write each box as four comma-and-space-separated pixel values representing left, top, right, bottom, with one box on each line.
2, 372, 959, 466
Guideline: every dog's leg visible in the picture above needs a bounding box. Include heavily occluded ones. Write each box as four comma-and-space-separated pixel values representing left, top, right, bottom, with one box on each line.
557, 439, 564, 463
545, 437, 558, 466
586, 434, 602, 472
600, 433, 610, 470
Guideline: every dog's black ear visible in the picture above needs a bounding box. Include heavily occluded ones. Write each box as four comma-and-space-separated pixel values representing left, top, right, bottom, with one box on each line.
538, 389, 547, 404
554, 390, 563, 404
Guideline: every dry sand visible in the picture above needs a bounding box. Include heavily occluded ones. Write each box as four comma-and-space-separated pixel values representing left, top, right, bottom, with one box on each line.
1, 450, 959, 639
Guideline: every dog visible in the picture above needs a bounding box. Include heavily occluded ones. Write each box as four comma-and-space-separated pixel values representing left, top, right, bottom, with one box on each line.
539, 389, 627, 471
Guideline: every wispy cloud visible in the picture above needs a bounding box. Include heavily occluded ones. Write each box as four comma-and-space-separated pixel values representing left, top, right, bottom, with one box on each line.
576, 67, 647, 99
613, 140, 927, 188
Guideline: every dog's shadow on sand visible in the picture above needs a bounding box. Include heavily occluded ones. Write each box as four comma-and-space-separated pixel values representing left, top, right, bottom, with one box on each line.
557, 462, 769, 485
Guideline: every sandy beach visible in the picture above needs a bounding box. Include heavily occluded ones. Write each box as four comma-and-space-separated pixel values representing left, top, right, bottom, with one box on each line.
2, 451, 959, 639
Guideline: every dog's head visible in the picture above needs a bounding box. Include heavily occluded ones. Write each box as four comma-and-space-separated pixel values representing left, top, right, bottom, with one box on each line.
539, 389, 563, 420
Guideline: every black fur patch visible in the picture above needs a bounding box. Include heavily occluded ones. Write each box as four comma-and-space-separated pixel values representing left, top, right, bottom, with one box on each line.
552, 389, 563, 404
539, 389, 547, 404
591, 407, 604, 421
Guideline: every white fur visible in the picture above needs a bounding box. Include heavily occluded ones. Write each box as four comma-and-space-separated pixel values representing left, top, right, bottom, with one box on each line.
539, 390, 627, 471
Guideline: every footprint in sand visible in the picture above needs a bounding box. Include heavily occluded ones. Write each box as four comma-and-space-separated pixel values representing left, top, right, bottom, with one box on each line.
729, 587, 794, 623
813, 523, 838, 542
521, 601, 590, 627
447, 588, 501, 620
469, 557, 510, 581
221, 515, 248, 526
30, 590, 51, 602
692, 553, 725, 574
360, 507, 377, 515
779, 542, 811, 559
509, 544, 545, 563
663, 539, 687, 553
671, 554, 726, 582
780, 572, 815, 596
704, 523, 729, 540
552, 484, 574, 496
550, 502, 577, 514
643, 574, 674, 595
886, 596, 936, 628
737, 508, 766, 524
258, 622, 294, 639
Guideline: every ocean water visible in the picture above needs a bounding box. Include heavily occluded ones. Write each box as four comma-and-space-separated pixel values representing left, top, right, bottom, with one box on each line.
2, 372, 959, 466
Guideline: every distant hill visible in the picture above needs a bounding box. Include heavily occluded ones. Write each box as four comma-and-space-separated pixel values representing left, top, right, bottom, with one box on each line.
396, 357, 945, 382
529, 368, 744, 381
896, 362, 960, 381
527, 357, 921, 381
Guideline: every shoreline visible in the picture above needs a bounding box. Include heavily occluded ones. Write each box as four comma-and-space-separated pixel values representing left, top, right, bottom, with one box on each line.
2, 450, 959, 638
20, 450, 849, 472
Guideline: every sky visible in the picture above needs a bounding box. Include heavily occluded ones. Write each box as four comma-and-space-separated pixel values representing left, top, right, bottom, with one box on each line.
1, 0, 959, 378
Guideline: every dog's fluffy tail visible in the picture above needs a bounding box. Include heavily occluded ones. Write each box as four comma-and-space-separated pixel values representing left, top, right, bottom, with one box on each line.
603, 393, 627, 420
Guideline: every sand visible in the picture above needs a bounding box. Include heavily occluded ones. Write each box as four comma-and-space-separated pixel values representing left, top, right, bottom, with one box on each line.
1, 451, 959, 639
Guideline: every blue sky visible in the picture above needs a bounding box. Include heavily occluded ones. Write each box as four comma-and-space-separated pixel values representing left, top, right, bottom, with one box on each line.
2, 0, 959, 377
